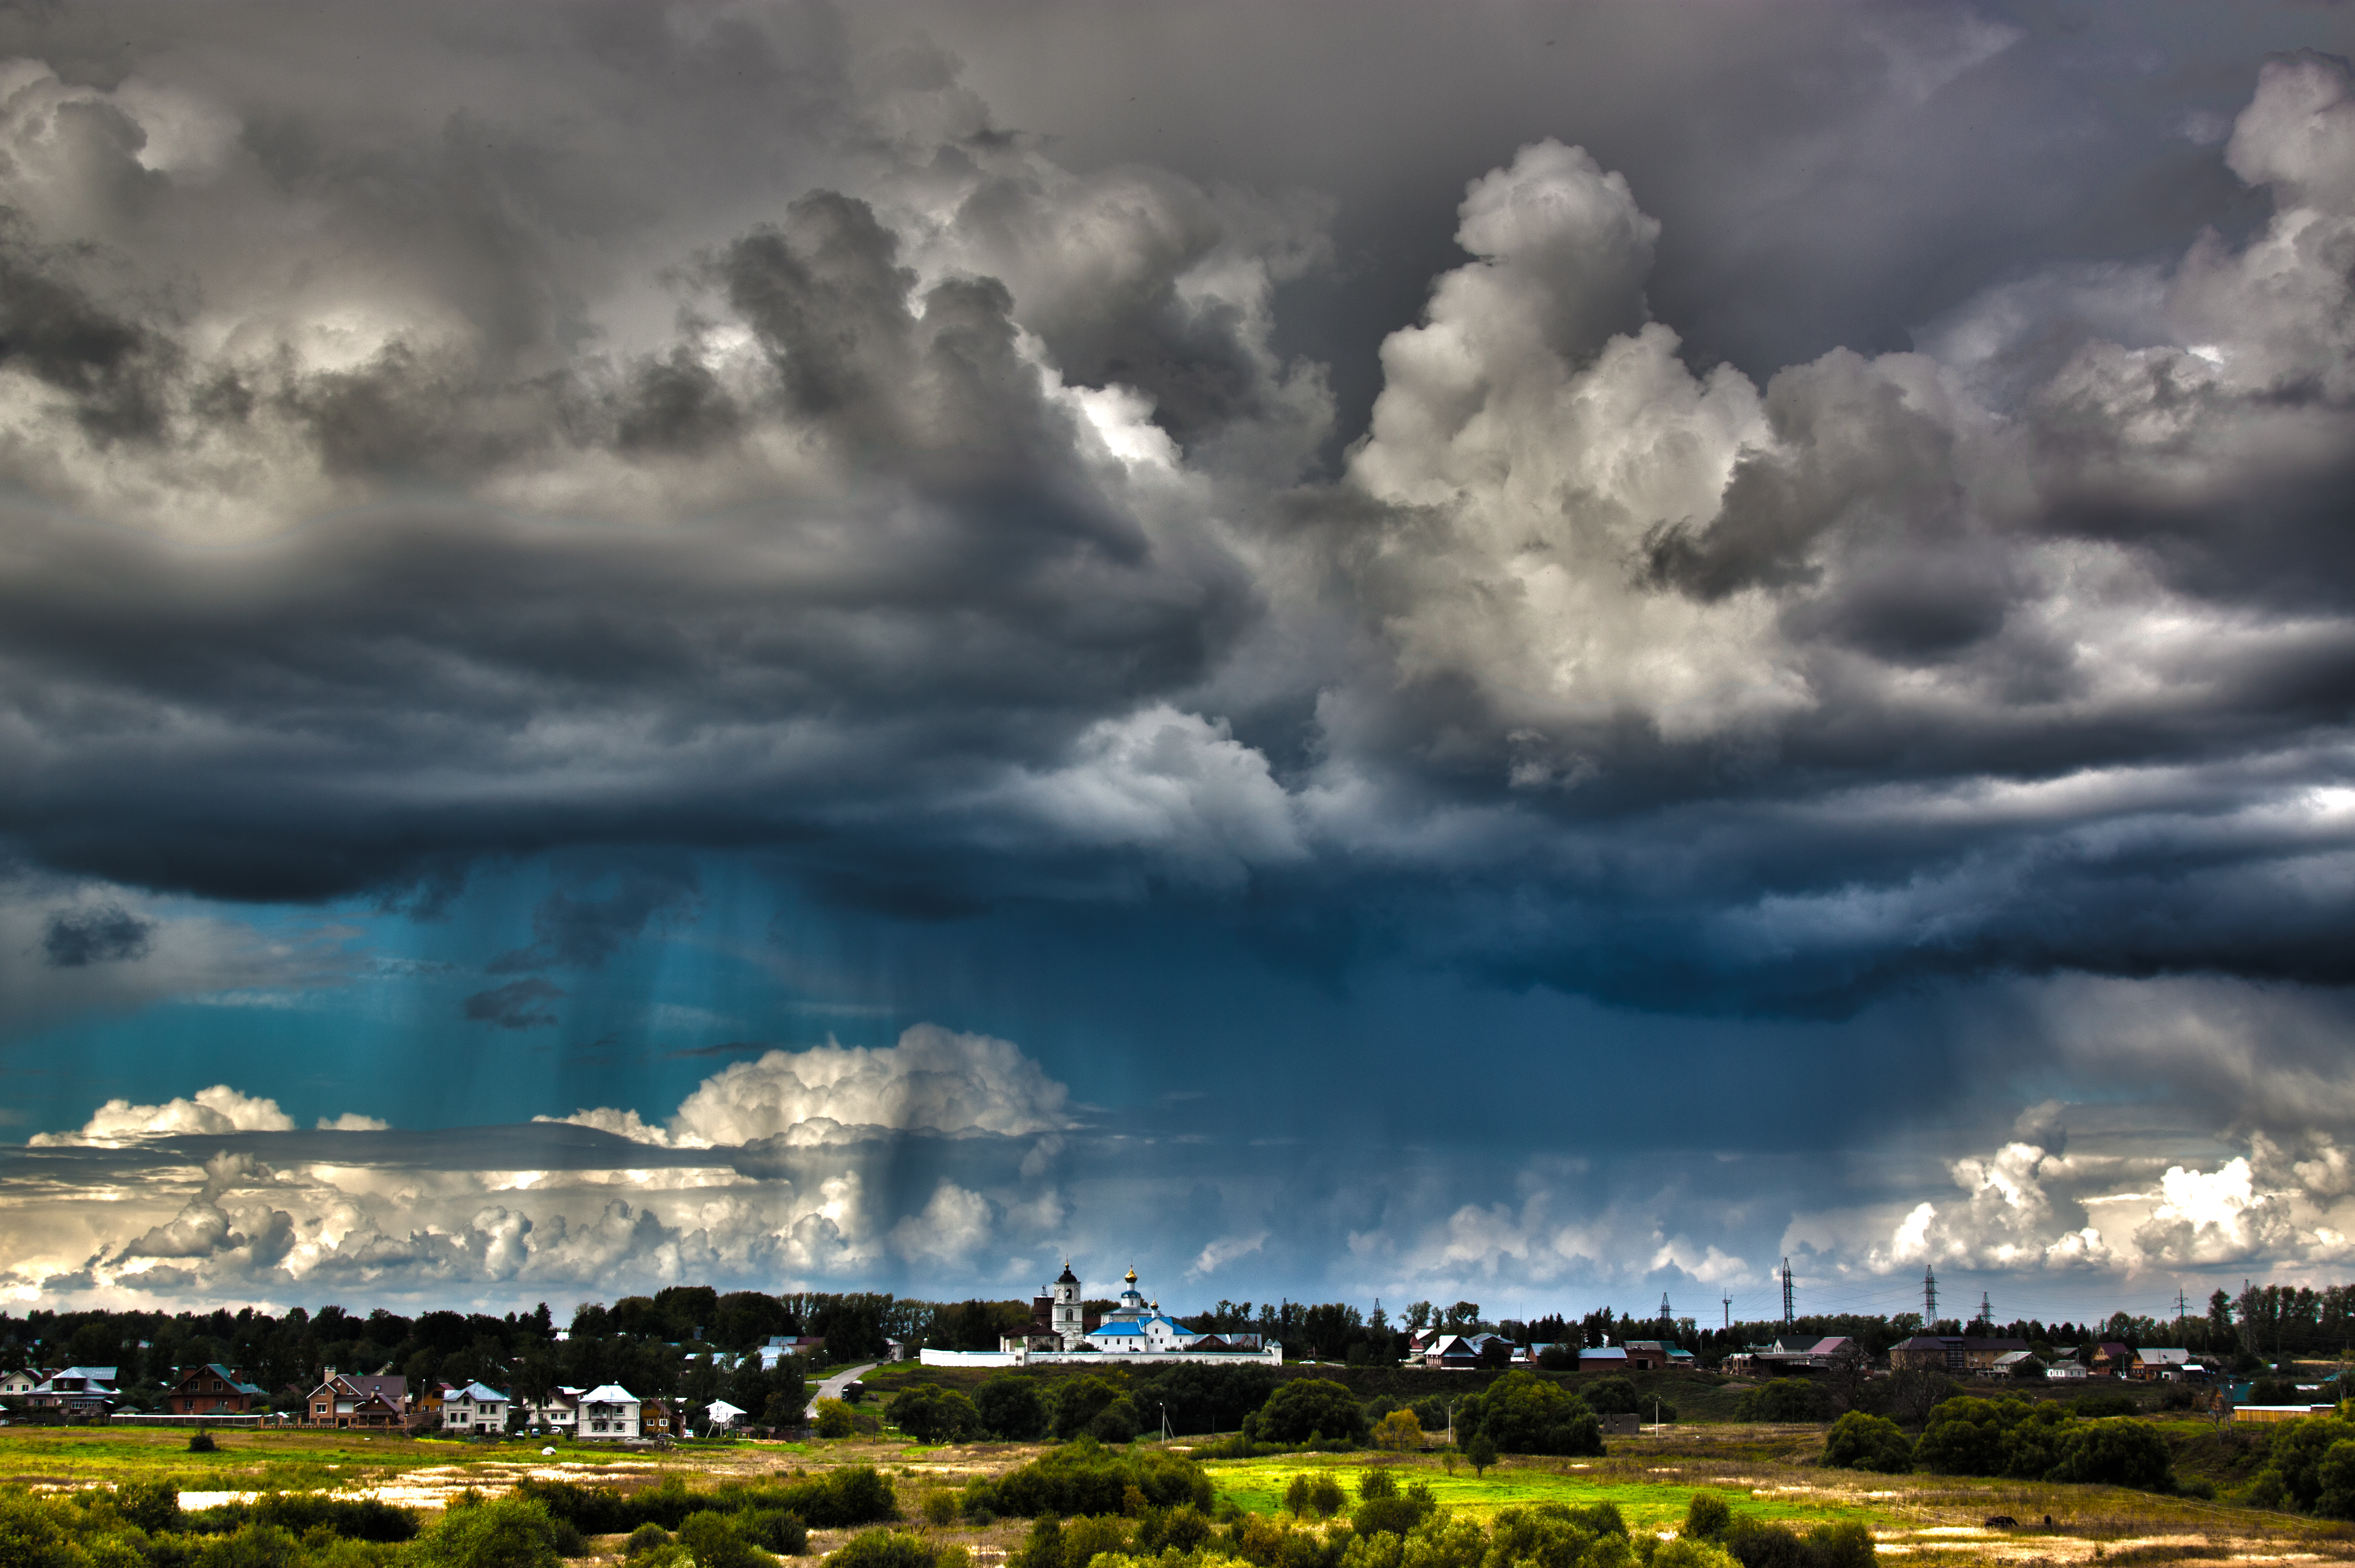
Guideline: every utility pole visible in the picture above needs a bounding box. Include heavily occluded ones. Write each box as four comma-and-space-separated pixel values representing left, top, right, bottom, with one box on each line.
1781, 1259, 1796, 1327
1923, 1265, 1938, 1324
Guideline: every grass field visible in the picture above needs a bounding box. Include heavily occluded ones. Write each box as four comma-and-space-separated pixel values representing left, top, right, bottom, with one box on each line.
1203, 1451, 1881, 1533
12, 1419, 2355, 1564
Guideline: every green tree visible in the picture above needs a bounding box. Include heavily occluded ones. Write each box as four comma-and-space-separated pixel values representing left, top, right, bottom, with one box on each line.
1258, 1379, 1369, 1445
1913, 1396, 2020, 1475
892, 1385, 982, 1444
676, 1514, 771, 1568
1683, 1492, 1733, 1541
976, 1377, 1048, 1441
416, 1496, 565, 1568
1047, 1377, 1126, 1440
2045, 1419, 2173, 1492
1821, 1411, 1912, 1473
1463, 1431, 1497, 1477
813, 1398, 856, 1439
1466, 1371, 1602, 1456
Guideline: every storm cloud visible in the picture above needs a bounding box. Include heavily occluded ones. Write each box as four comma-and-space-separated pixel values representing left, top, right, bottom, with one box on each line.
4, 0, 2355, 1312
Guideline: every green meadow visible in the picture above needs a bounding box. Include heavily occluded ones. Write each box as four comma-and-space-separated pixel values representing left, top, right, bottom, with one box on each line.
1203, 1453, 1886, 1535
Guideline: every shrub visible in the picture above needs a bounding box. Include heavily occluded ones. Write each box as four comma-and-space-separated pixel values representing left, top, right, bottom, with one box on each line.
1581, 1378, 1641, 1417
2072, 1392, 2140, 1419
416, 1496, 566, 1568
1654, 1541, 1741, 1568
1305, 1477, 1345, 1519
626, 1525, 672, 1558
1258, 1381, 1368, 1446
966, 1440, 1212, 1519
196, 1523, 303, 1568
1370, 1411, 1423, 1452
920, 1493, 961, 1527
1350, 1473, 1436, 1540
736, 1512, 811, 1556
678, 1513, 775, 1568
1010, 1516, 1129, 1568
892, 1387, 982, 1446
189, 1430, 219, 1453
1821, 1412, 1912, 1474
814, 1401, 857, 1439
829, 1531, 939, 1568
2044, 1419, 2173, 1493
1684, 1493, 1734, 1541
1735, 1381, 1825, 1424
976, 1378, 1049, 1441
1913, 1398, 2016, 1476
112, 1480, 183, 1534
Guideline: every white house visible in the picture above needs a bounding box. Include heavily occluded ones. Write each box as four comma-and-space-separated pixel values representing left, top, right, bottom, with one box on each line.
524, 1387, 583, 1433
442, 1382, 509, 1435
578, 1384, 641, 1439
28, 1368, 118, 1414
0, 1369, 48, 1398
706, 1398, 747, 1433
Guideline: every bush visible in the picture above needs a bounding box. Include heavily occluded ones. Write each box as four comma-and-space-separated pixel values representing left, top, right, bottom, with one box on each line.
1010, 1516, 1129, 1568
814, 1400, 857, 1439
828, 1530, 940, 1568
417, 1496, 566, 1568
1351, 1472, 1437, 1539
1913, 1398, 2015, 1476
737, 1512, 811, 1556
1684, 1493, 1734, 1541
976, 1378, 1049, 1441
920, 1493, 961, 1527
678, 1513, 776, 1568
189, 1430, 219, 1452
1821, 1412, 1912, 1474
892, 1387, 982, 1445
513, 1468, 891, 1535
1581, 1377, 1640, 1417
1720, 1518, 1873, 1568
2044, 1419, 2174, 1492
1654, 1541, 1741, 1568
965, 1440, 1213, 1519
1257, 1380, 1368, 1445
626, 1525, 673, 1558
1735, 1381, 1825, 1423
112, 1480, 183, 1534
2071, 1392, 2140, 1419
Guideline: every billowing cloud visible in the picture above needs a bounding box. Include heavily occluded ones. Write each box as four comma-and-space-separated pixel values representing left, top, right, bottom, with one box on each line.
32, 1085, 298, 1147
555, 1022, 1076, 1147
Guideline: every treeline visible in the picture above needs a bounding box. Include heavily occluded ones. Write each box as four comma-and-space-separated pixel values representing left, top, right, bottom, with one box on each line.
13, 1275, 2353, 1408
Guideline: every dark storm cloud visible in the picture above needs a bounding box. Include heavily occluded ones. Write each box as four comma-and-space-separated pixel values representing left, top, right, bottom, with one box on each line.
461, 977, 565, 1030
488, 865, 700, 973
0, 0, 2351, 1025
39, 904, 154, 967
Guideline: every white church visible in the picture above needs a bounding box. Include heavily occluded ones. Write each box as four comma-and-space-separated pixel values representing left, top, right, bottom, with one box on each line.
918, 1261, 1282, 1368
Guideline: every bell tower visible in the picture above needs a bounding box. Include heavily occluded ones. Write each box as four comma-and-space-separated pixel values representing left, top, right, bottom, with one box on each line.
1052, 1260, 1083, 1349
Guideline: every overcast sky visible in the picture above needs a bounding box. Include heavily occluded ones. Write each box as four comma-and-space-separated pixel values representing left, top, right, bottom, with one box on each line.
6, 0, 2355, 1327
